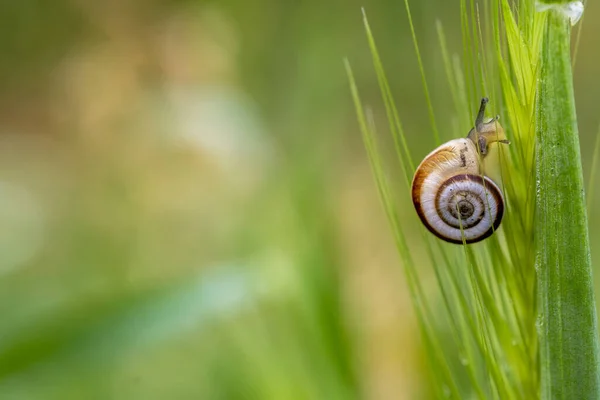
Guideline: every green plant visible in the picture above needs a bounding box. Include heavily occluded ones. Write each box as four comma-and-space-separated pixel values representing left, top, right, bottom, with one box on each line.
347, 0, 599, 398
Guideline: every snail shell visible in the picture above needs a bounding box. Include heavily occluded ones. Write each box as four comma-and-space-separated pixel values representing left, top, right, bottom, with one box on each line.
411, 98, 509, 244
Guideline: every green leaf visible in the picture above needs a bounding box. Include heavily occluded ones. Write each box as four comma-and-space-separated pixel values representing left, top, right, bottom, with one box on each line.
535, 8, 600, 400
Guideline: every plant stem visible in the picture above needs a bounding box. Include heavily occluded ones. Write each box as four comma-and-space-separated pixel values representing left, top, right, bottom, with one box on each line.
536, 8, 600, 399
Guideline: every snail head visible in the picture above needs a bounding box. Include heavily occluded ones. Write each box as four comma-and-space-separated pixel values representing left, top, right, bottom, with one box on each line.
467, 97, 510, 156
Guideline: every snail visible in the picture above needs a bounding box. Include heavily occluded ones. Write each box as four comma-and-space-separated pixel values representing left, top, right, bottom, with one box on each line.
411, 98, 509, 244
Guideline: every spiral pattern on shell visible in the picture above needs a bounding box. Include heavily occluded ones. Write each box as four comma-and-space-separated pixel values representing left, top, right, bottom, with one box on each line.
411, 138, 505, 244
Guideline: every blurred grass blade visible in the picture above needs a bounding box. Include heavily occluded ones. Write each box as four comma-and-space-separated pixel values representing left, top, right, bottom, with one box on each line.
586, 123, 600, 217
0, 269, 256, 380
535, 5, 600, 399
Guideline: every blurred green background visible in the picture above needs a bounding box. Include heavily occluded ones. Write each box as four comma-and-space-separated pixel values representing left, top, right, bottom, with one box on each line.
0, 1, 599, 399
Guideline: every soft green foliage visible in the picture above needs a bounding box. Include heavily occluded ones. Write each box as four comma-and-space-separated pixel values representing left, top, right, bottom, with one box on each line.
536, 8, 600, 399
349, 0, 599, 398
3, 1, 599, 399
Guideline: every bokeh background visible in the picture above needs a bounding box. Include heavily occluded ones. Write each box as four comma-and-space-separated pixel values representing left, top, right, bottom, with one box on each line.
0, 1, 599, 399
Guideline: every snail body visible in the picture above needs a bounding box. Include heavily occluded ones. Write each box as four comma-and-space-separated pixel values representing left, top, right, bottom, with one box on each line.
411, 98, 509, 244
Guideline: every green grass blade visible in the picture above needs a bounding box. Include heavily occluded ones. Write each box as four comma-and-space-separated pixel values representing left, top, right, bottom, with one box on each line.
403, 0, 440, 144
349, 0, 588, 397
461, 0, 476, 110
535, 6, 600, 399
361, 9, 415, 178
360, 16, 498, 394
436, 21, 466, 128
345, 60, 461, 398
